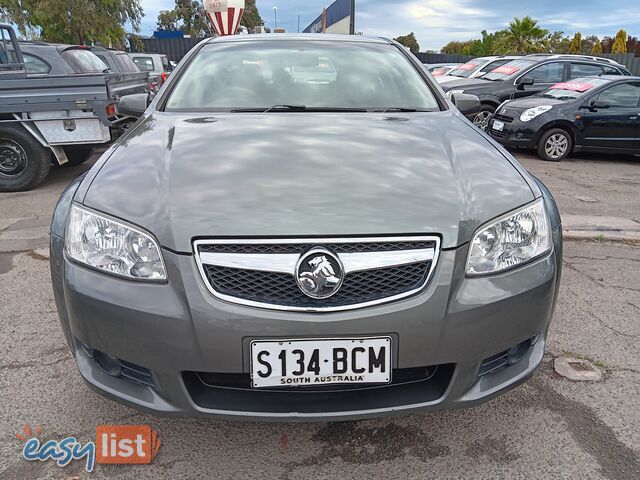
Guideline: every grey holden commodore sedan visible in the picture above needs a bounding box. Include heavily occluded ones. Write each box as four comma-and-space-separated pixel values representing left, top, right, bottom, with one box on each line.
50, 34, 562, 421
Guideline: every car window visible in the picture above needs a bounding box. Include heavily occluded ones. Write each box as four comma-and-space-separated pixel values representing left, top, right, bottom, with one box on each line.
165, 41, 440, 111
480, 59, 509, 73
570, 63, 602, 78
448, 61, 481, 78
528, 62, 565, 84
23, 53, 50, 74
603, 65, 623, 75
114, 53, 139, 73
161, 55, 170, 70
95, 54, 109, 67
482, 59, 537, 81
132, 56, 155, 72
593, 82, 640, 107
61, 48, 108, 73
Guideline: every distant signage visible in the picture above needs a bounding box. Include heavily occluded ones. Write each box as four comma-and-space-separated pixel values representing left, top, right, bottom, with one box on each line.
551, 82, 594, 92
491, 65, 520, 75
304, 0, 352, 35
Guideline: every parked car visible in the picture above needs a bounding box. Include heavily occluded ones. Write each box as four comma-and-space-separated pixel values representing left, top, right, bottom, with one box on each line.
88, 46, 143, 75
0, 25, 149, 191
51, 34, 562, 422
440, 54, 632, 129
128, 52, 171, 91
436, 56, 521, 84
13, 41, 110, 75
424, 63, 462, 77
488, 75, 640, 161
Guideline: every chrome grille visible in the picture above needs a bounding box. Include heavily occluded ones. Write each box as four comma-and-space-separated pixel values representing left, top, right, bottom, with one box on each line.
194, 237, 440, 312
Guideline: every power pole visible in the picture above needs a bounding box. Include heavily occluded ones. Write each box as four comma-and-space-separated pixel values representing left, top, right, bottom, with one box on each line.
297, 14, 300, 33
349, 0, 356, 35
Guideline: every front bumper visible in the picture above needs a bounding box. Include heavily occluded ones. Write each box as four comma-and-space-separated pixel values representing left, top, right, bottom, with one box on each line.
51, 230, 561, 422
487, 115, 540, 149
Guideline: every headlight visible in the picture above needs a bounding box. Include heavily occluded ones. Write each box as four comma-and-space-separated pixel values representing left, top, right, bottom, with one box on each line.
520, 105, 552, 122
65, 204, 166, 281
466, 199, 551, 276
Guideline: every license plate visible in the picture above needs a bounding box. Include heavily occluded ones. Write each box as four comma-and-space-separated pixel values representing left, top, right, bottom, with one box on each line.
492, 120, 504, 131
250, 337, 391, 388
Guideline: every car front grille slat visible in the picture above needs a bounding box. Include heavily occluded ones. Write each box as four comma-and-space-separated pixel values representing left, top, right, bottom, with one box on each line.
195, 237, 440, 312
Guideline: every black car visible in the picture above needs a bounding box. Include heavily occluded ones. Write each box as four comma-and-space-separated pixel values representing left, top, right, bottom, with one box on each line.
440, 55, 632, 129
487, 76, 640, 161
13, 41, 110, 75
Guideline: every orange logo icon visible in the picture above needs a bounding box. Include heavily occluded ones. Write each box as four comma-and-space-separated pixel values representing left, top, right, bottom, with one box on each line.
95, 425, 160, 465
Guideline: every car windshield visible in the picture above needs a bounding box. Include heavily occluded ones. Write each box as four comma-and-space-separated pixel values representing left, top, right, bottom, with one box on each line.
538, 78, 609, 100
482, 59, 537, 81
164, 40, 440, 111
448, 60, 484, 78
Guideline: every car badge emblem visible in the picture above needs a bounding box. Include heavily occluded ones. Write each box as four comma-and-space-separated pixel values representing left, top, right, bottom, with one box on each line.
501, 108, 507, 114
295, 248, 344, 299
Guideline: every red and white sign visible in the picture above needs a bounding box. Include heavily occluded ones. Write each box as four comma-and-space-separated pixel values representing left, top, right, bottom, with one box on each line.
491, 65, 520, 75
551, 82, 594, 92
457, 63, 478, 71
203, 0, 245, 36
431, 68, 446, 76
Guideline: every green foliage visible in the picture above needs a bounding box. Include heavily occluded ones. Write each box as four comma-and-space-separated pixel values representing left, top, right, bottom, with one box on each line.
241, 0, 264, 31
612, 29, 627, 53
0, 0, 143, 46
591, 38, 603, 54
156, 0, 262, 36
394, 32, 420, 53
546, 31, 571, 53
568, 32, 582, 54
499, 16, 549, 54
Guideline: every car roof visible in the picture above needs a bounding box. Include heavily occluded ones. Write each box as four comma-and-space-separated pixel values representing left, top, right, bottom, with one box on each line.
207, 33, 393, 45
523, 53, 625, 67
578, 74, 640, 82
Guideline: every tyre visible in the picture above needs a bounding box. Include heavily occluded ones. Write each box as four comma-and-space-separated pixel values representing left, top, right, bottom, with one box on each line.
63, 146, 93, 166
0, 124, 51, 192
537, 128, 572, 162
472, 105, 495, 130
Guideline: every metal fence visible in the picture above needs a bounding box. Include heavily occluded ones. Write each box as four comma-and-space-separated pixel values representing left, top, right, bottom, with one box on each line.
128, 38, 640, 75
129, 37, 205, 62
600, 53, 640, 75
414, 53, 474, 65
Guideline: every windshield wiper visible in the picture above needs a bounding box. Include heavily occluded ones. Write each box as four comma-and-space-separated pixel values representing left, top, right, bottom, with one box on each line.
373, 107, 428, 113
230, 105, 367, 113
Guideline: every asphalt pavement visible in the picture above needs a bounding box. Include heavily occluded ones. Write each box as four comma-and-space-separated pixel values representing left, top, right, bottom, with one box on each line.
0, 151, 639, 479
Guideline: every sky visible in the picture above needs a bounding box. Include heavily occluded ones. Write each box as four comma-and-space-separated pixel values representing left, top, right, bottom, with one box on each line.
140, 0, 640, 51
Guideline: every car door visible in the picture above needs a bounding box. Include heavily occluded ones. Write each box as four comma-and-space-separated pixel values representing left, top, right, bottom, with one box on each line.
580, 81, 640, 151
513, 61, 566, 99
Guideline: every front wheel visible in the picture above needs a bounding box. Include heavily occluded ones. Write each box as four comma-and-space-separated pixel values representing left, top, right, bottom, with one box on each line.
472, 105, 495, 130
537, 128, 572, 162
0, 124, 51, 192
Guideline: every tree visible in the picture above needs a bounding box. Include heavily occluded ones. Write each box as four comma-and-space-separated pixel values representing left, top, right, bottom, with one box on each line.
611, 29, 627, 53
568, 32, 582, 54
157, 10, 179, 31
156, 0, 263, 36
499, 16, 549, 54
241, 0, 264, 31
546, 31, 570, 53
0, 0, 143, 46
394, 32, 420, 53
591, 38, 603, 54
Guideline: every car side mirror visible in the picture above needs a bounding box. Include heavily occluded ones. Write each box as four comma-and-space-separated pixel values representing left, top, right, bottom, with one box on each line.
452, 93, 481, 116
118, 93, 149, 118
516, 76, 534, 90
589, 99, 609, 110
